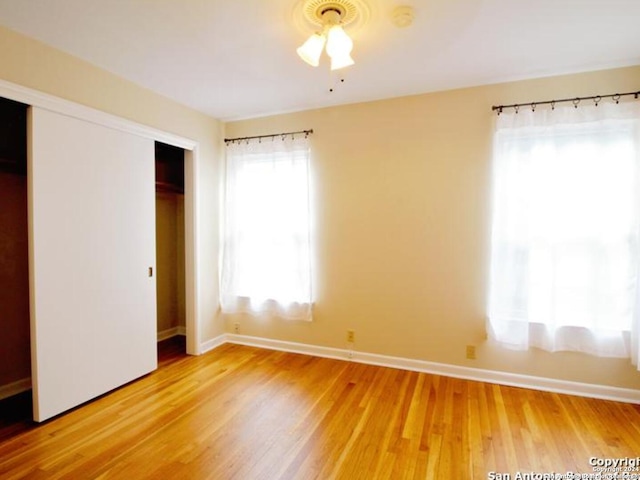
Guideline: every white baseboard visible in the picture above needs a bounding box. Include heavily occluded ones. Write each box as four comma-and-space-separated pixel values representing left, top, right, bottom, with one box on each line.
157, 326, 187, 342
221, 334, 640, 405
225, 333, 347, 360
6, 335, 633, 405
200, 334, 227, 354
0, 377, 31, 401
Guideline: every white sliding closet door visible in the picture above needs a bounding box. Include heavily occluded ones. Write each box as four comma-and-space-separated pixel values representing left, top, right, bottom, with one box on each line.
29, 107, 157, 422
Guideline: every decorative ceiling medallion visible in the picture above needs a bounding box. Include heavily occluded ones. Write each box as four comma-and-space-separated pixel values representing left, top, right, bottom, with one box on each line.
292, 0, 370, 36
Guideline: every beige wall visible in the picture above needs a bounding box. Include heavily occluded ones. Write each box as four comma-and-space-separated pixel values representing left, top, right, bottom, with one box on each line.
226, 65, 640, 390
0, 25, 223, 347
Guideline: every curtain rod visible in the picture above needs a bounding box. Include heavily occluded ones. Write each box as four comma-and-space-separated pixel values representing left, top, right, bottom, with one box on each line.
224, 129, 313, 144
492, 90, 640, 114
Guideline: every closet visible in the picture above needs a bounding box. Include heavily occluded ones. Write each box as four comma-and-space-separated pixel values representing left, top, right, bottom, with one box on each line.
155, 142, 186, 348
0, 97, 29, 399
0, 79, 197, 422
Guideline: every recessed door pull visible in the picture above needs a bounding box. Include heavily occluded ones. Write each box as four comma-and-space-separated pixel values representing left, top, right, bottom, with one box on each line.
148, 267, 153, 277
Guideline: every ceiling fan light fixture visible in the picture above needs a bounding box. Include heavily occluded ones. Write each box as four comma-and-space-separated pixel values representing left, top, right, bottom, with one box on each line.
295, 0, 364, 71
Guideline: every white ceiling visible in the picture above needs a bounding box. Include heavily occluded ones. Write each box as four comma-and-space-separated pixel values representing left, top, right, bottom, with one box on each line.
0, 0, 639, 121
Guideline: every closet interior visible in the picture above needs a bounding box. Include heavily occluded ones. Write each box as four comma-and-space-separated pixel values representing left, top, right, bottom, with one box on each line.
155, 142, 186, 350
0, 97, 29, 401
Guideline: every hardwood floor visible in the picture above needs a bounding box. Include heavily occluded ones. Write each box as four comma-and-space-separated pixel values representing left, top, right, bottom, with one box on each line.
1, 337, 639, 479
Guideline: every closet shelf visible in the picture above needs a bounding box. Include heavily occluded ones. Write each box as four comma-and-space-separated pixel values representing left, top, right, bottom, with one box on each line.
155, 181, 184, 194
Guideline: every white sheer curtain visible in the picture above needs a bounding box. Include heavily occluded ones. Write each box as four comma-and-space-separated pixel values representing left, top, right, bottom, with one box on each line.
221, 135, 313, 321
488, 101, 640, 368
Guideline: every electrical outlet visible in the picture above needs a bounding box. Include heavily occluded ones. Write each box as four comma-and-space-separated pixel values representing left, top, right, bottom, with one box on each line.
347, 330, 355, 343
466, 345, 476, 360
234, 322, 240, 334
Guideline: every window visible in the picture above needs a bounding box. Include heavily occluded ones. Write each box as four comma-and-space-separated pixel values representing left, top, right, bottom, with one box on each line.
220, 135, 312, 321
488, 102, 640, 363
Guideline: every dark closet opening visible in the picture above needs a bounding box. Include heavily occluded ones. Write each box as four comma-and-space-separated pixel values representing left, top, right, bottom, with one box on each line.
155, 142, 186, 356
0, 97, 31, 413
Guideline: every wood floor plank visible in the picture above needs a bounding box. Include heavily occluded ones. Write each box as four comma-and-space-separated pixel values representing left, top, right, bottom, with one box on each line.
1, 338, 640, 479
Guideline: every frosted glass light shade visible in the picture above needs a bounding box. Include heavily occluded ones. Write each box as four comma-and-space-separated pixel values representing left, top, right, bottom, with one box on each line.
325, 25, 354, 70
329, 53, 355, 70
297, 33, 326, 67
